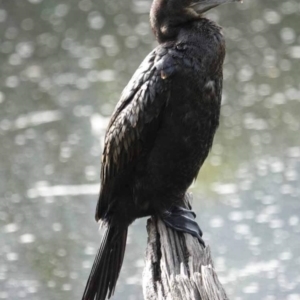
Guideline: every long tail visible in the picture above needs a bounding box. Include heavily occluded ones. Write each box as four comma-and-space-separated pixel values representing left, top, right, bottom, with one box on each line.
82, 223, 128, 300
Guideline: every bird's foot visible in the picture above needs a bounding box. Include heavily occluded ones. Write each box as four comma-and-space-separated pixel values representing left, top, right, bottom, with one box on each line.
160, 206, 205, 247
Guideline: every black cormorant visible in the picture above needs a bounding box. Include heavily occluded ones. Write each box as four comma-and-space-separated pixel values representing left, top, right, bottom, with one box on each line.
83, 0, 241, 299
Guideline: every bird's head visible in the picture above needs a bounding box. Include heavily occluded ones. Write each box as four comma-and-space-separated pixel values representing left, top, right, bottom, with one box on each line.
150, 0, 242, 42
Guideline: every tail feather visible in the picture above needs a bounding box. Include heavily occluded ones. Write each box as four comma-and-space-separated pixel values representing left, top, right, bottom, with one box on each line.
82, 224, 128, 300
110, 231, 127, 296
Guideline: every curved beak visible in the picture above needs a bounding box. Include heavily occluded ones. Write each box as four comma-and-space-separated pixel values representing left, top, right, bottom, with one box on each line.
190, 0, 242, 14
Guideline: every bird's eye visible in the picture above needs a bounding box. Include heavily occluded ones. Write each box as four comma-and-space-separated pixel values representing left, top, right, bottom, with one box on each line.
175, 43, 187, 51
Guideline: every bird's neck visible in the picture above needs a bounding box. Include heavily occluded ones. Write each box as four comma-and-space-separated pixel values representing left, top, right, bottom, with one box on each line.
150, 0, 201, 43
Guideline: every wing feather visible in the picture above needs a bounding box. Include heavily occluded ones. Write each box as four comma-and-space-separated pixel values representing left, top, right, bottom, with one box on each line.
96, 45, 177, 220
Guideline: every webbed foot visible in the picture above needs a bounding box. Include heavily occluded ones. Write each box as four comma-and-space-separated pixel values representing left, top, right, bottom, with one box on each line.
160, 206, 205, 247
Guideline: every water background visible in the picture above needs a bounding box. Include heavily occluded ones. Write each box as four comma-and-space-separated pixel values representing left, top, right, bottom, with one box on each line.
0, 0, 300, 299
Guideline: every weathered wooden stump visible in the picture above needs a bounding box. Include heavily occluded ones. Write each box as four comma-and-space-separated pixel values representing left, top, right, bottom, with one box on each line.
143, 198, 229, 300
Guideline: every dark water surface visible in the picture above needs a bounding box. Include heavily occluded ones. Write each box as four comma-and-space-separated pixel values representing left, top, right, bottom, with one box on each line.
0, 0, 300, 299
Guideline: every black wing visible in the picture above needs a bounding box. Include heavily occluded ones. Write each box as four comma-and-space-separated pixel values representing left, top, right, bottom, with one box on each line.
96, 44, 179, 221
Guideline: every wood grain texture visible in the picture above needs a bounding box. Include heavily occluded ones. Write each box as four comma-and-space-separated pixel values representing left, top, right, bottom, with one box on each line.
143, 204, 229, 300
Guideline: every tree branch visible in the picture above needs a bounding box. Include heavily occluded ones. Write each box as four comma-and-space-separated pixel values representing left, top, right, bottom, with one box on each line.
143, 204, 229, 300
